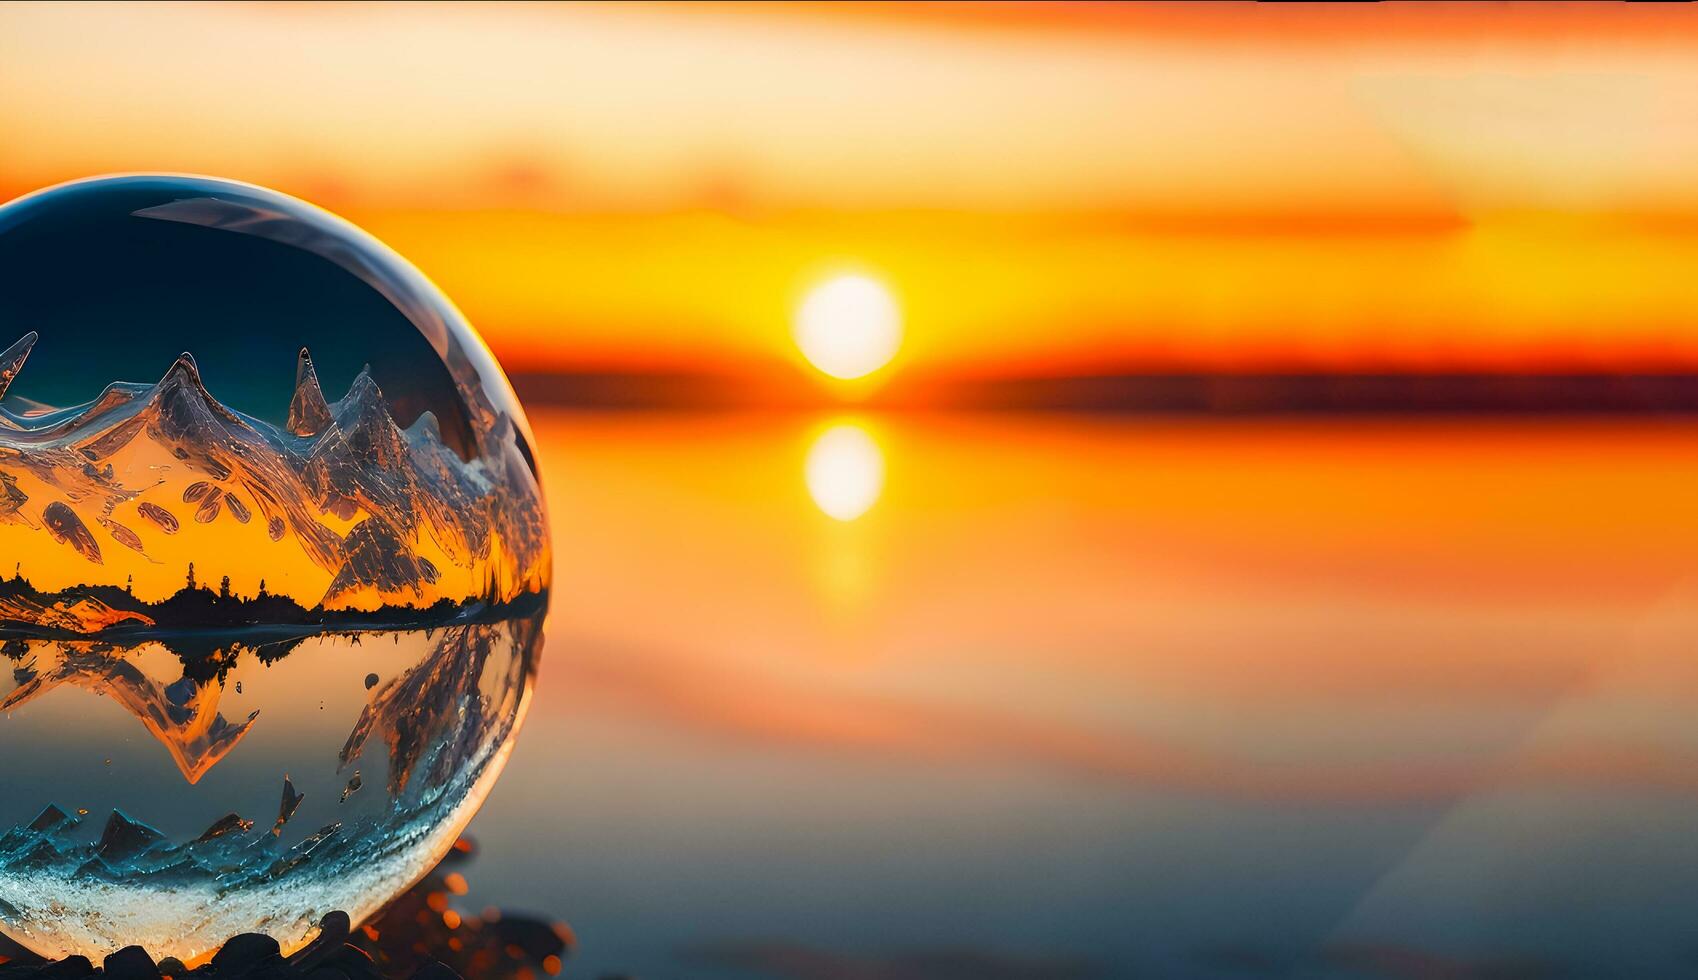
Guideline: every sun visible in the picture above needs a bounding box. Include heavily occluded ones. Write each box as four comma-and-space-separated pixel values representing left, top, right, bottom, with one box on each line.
794, 274, 902, 380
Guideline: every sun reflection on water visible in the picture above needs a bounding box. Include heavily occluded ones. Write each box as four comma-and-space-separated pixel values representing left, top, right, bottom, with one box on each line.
804, 422, 885, 522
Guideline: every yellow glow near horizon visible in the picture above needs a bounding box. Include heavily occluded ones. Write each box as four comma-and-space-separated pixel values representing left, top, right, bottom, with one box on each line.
18, 4, 1698, 378
805, 423, 885, 521
795, 274, 902, 380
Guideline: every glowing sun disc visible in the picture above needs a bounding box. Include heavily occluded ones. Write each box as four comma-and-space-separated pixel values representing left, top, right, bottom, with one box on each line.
795, 274, 901, 380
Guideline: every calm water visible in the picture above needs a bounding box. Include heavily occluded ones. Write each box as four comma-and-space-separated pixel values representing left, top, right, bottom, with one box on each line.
470, 410, 1698, 979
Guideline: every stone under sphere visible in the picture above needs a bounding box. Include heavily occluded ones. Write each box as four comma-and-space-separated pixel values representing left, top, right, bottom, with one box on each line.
0, 176, 549, 963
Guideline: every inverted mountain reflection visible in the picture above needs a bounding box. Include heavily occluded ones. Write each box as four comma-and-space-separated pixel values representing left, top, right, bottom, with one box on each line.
0, 613, 542, 962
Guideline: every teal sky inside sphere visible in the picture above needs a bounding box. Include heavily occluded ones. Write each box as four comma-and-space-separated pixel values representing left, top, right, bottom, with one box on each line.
0, 175, 476, 457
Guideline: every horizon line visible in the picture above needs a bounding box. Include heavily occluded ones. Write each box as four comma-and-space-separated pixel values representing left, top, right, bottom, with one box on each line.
506, 369, 1698, 415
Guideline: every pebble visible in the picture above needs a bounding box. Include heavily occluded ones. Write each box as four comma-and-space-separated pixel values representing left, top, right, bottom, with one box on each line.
102, 946, 161, 980
30, 957, 91, 980
286, 913, 349, 975
210, 934, 280, 974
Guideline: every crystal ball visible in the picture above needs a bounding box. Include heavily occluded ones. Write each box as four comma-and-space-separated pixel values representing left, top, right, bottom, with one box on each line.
0, 176, 549, 962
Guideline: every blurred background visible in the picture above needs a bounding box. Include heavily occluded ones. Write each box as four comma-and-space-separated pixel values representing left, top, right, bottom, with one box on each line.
12, 2, 1698, 977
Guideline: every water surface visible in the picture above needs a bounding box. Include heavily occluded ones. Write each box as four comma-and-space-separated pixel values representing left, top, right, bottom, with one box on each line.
473, 411, 1698, 978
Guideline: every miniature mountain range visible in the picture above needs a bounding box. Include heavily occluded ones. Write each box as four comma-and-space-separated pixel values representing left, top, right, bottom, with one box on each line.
0, 332, 546, 625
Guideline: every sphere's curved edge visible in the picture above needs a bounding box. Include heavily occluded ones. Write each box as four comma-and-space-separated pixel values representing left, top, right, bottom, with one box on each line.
0, 172, 550, 612
0, 174, 551, 962
0, 173, 540, 473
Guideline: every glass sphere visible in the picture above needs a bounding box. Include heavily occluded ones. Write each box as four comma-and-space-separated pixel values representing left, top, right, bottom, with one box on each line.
0, 176, 550, 962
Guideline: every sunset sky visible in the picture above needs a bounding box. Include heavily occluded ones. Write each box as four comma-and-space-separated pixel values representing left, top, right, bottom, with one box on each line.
8, 2, 1698, 381
9, 9, 1698, 974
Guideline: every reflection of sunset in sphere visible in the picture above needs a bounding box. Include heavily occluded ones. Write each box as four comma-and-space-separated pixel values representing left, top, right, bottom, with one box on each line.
0, 175, 547, 964
795, 275, 901, 380
805, 423, 884, 521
